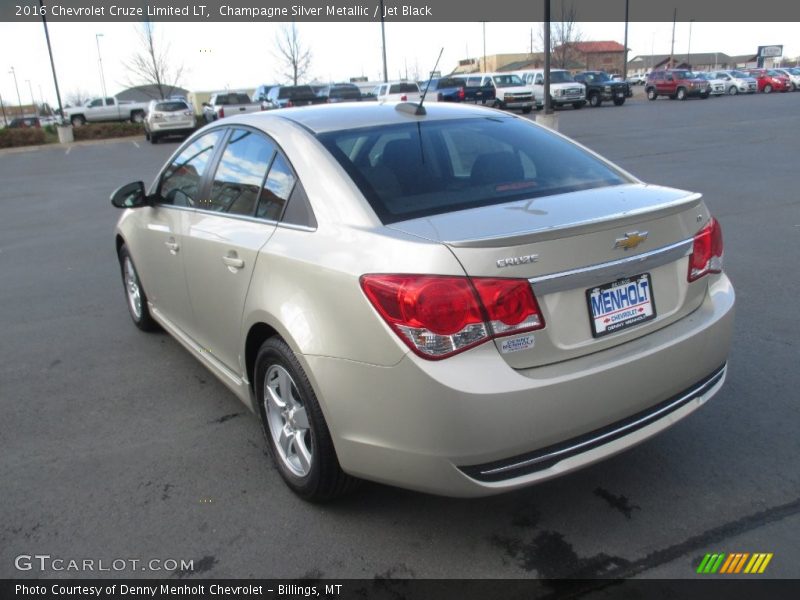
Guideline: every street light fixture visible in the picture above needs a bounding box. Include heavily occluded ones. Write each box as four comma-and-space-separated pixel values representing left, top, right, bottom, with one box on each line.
96, 33, 107, 99
9, 66, 24, 118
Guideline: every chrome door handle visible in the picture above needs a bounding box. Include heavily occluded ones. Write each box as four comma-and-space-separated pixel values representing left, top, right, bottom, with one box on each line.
222, 256, 245, 269
164, 240, 179, 254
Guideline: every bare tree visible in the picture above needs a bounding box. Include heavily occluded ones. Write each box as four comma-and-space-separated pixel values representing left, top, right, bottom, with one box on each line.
65, 89, 92, 107
275, 23, 312, 85
124, 21, 184, 100
539, 2, 583, 69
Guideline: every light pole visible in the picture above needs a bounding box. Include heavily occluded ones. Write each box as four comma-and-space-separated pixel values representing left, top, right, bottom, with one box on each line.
687, 19, 695, 68
482, 22, 487, 72
622, 0, 629, 82
96, 33, 107, 99
0, 92, 8, 126
9, 66, 23, 117
26, 79, 36, 114
378, 0, 387, 83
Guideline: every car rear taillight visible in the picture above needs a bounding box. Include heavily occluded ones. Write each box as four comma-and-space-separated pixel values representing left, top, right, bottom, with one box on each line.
688, 218, 724, 282
360, 275, 544, 359
218, 107, 224, 118
457, 87, 465, 100
437, 92, 444, 101
400, 94, 408, 101
286, 100, 294, 108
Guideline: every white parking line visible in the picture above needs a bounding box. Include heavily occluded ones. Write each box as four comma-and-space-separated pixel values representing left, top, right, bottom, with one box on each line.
65, 146, 72, 155
132, 141, 140, 148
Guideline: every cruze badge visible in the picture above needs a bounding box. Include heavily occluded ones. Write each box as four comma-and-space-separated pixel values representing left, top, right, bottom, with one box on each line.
614, 231, 648, 251
496, 254, 539, 268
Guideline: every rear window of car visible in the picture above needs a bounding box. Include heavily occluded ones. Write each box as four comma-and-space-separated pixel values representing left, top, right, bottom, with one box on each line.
328, 85, 361, 99
317, 117, 629, 224
216, 94, 251, 105
433, 78, 464, 89
279, 86, 316, 100
388, 83, 420, 94
155, 101, 188, 112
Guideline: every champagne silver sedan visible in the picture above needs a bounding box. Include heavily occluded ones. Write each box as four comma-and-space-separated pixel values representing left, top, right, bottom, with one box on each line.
112, 102, 734, 500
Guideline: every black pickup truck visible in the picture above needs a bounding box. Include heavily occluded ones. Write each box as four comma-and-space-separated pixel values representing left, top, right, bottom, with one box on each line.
450, 75, 497, 104
573, 71, 629, 107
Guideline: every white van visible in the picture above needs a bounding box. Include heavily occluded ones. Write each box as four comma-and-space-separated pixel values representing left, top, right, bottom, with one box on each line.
478, 73, 535, 113
517, 69, 586, 109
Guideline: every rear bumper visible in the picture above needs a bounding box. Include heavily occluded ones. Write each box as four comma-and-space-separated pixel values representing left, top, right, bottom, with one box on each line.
305, 274, 735, 497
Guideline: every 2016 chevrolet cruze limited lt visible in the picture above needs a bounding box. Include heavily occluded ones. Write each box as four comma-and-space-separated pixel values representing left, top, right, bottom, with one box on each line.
112, 102, 734, 500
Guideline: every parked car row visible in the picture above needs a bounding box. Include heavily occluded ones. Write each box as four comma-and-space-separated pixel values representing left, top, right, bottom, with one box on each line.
645, 68, 799, 100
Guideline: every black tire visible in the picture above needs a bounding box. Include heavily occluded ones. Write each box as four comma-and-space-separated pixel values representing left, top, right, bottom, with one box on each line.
588, 93, 601, 107
613, 97, 625, 106
763, 84, 772, 94
130, 111, 145, 124
150, 134, 159, 145
255, 337, 359, 502
144, 129, 150, 141
493, 99, 504, 110
572, 101, 583, 109
700, 91, 710, 99
522, 107, 532, 114
728, 86, 739, 96
677, 87, 687, 101
646, 88, 657, 101
118, 244, 159, 332
70, 115, 85, 127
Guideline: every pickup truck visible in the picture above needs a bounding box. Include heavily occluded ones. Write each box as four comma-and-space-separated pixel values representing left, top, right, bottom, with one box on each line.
202, 92, 262, 122
451, 75, 497, 104
64, 97, 149, 127
573, 71, 629, 107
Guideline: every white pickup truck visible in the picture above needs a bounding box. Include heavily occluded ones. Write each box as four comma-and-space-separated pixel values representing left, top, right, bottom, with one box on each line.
64, 97, 149, 127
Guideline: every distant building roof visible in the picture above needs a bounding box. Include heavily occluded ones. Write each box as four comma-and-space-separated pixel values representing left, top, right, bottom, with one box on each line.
116, 84, 190, 102
567, 41, 627, 53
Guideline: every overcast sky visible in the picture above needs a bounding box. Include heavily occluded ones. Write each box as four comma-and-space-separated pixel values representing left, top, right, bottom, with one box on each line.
0, 20, 798, 107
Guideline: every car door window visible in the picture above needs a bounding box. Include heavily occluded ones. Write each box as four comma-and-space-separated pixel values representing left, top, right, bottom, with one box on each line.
89, 99, 103, 107
534, 74, 544, 85
281, 181, 317, 228
106, 98, 115, 106
158, 130, 224, 207
207, 129, 276, 216
256, 152, 297, 221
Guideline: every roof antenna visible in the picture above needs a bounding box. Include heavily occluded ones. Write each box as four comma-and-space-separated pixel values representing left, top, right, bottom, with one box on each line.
417, 48, 444, 115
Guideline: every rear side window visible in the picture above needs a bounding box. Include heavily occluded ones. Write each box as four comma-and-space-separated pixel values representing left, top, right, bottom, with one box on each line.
317, 117, 629, 224
257, 153, 297, 221
159, 130, 224, 207
207, 129, 276, 216
328, 86, 361, 100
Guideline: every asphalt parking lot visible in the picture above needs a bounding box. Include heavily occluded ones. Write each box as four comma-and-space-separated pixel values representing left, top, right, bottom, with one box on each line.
1, 92, 799, 586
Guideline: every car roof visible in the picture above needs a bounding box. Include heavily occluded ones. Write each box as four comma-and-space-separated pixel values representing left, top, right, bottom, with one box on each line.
228, 102, 512, 135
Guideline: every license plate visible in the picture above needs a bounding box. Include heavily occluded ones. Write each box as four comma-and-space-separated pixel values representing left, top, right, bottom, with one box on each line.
587, 273, 656, 337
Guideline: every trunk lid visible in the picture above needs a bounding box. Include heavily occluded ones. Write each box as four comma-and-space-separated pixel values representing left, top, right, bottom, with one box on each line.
388, 183, 711, 369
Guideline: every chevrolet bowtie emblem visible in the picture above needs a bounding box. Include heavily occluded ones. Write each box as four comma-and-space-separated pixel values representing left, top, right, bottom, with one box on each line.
614, 231, 649, 251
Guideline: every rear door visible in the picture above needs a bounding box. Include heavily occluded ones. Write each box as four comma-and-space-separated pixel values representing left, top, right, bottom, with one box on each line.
181, 127, 290, 373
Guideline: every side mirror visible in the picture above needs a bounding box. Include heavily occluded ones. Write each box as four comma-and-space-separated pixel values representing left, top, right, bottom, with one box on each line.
111, 181, 148, 209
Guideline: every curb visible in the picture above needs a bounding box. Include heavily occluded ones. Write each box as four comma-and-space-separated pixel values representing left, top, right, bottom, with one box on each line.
0, 135, 146, 156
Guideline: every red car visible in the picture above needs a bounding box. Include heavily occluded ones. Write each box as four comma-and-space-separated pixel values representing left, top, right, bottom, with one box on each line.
746, 69, 791, 93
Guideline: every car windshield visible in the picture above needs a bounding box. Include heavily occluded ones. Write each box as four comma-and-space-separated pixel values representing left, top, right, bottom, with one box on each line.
672, 71, 696, 79
590, 72, 612, 82
766, 70, 782, 76
550, 71, 575, 83
730, 70, 749, 78
317, 116, 629, 224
